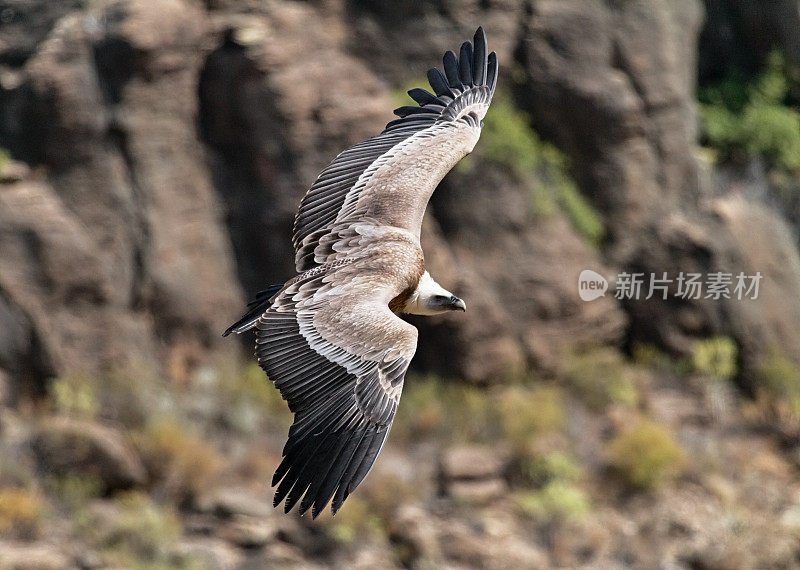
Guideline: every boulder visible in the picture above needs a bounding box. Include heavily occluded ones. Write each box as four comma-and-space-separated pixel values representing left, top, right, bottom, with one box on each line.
440, 444, 507, 481
215, 514, 277, 548
0, 541, 71, 570
712, 196, 800, 382
31, 416, 147, 490
173, 538, 243, 570
195, 486, 273, 519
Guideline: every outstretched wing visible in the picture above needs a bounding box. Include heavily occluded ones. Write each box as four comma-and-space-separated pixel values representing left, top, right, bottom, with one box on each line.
293, 27, 498, 272
256, 264, 418, 518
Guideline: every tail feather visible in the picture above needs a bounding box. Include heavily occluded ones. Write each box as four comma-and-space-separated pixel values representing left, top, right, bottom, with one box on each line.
222, 283, 284, 336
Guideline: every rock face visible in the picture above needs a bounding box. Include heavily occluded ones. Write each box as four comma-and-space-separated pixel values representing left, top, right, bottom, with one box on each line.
3, 2, 800, 569
0, 0, 631, 388
0, 0, 799, 387
512, 0, 800, 376
0, 0, 243, 392
518, 0, 703, 245
198, 3, 392, 292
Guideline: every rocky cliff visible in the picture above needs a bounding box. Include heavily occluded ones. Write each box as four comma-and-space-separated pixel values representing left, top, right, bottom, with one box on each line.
1, 0, 800, 568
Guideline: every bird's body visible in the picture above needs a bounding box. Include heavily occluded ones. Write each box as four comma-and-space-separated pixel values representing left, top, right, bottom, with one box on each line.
225, 27, 497, 518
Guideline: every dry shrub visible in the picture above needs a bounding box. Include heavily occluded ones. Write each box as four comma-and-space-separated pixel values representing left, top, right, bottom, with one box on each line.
0, 487, 45, 539
133, 418, 223, 501
78, 490, 201, 569
496, 385, 566, 453
608, 419, 686, 489
561, 349, 642, 410
514, 481, 591, 523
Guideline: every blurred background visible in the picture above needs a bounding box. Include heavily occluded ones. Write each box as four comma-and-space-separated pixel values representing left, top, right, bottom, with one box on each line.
1, 0, 800, 568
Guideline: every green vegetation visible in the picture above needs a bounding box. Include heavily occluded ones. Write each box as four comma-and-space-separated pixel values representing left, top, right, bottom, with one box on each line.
700, 52, 800, 173
392, 375, 497, 443
607, 419, 686, 490
393, 376, 566, 448
513, 481, 591, 522
480, 95, 604, 245
496, 385, 566, 452
78, 491, 201, 570
692, 336, 738, 381
318, 469, 420, 543
214, 361, 292, 433
758, 347, 800, 416
512, 442, 590, 521
562, 348, 643, 410
50, 375, 100, 419
0, 148, 10, 175
479, 95, 551, 180
132, 417, 223, 501
392, 83, 604, 245
46, 473, 105, 511
514, 449, 590, 522
631, 342, 671, 369
521, 450, 582, 487
326, 494, 384, 543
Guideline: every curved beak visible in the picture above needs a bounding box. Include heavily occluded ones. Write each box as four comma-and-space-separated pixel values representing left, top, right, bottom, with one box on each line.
450, 296, 466, 312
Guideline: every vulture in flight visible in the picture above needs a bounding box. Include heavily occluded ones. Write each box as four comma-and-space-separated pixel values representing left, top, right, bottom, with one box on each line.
224, 27, 497, 518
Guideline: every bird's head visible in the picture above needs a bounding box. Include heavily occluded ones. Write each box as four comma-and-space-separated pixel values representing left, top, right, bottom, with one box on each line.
424, 293, 467, 313
404, 271, 466, 315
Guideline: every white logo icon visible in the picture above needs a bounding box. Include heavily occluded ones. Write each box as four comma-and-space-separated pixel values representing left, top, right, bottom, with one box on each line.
578, 269, 608, 302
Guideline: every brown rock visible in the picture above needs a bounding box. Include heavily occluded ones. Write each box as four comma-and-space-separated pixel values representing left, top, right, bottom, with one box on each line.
215, 514, 277, 548
440, 444, 507, 481
237, 542, 325, 570
439, 518, 549, 570
31, 416, 147, 490
0, 541, 71, 570
195, 487, 273, 519
519, 0, 703, 244
388, 505, 443, 566
348, 1, 528, 86
200, 2, 392, 290
448, 478, 508, 503
711, 196, 800, 380
174, 538, 243, 570
0, 0, 243, 390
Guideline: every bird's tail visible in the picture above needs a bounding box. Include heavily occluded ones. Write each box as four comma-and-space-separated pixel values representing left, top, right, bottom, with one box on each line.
222, 283, 284, 337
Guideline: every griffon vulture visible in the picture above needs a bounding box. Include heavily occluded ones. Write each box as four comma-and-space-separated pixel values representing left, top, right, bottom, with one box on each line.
224, 27, 497, 518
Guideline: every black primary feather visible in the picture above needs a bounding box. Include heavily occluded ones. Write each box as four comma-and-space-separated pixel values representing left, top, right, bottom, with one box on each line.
222, 283, 284, 336
427, 67, 454, 98
380, 27, 496, 136
472, 26, 487, 86
393, 106, 439, 118
487, 51, 498, 94
459, 41, 473, 85
443, 50, 463, 90
407, 87, 443, 106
